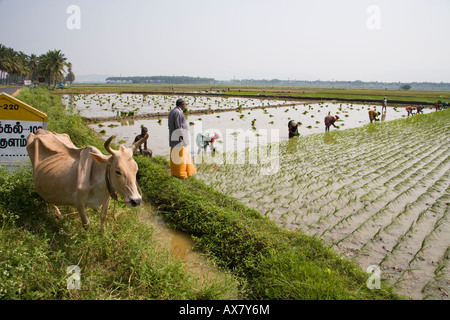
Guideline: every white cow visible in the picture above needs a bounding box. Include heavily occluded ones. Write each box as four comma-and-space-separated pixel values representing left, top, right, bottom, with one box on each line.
26, 129, 148, 229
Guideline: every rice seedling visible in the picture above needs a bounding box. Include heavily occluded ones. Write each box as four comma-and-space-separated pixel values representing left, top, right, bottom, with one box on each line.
195, 109, 450, 300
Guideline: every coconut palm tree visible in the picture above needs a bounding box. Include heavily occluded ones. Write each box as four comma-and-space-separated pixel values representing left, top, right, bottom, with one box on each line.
39, 49, 68, 88
1, 45, 71, 86
65, 62, 75, 84
29, 54, 39, 84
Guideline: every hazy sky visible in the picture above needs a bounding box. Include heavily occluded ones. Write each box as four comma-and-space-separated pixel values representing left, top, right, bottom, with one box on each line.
1, 0, 449, 82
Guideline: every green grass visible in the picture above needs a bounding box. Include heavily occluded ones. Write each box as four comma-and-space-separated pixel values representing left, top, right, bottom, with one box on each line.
0, 165, 242, 299
7, 86, 426, 301
195, 108, 450, 299
0, 87, 240, 300
135, 156, 400, 299
0, 87, 402, 299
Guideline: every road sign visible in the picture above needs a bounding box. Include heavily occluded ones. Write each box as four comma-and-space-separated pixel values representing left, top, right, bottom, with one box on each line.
0, 93, 48, 168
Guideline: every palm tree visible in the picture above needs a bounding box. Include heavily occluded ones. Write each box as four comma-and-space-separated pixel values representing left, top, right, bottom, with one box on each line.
39, 49, 68, 88
29, 54, 39, 84
1, 45, 71, 87
65, 62, 75, 84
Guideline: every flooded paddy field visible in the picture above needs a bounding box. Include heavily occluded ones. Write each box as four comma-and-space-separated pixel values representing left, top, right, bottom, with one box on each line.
63, 94, 446, 299
62, 93, 290, 119
196, 109, 450, 300
63, 93, 433, 158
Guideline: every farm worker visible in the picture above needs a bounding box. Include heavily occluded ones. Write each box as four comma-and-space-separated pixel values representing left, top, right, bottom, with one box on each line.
196, 130, 220, 154
368, 110, 381, 123
134, 126, 152, 157
382, 97, 388, 112
405, 106, 415, 117
324, 114, 339, 132
415, 105, 424, 114
168, 98, 197, 178
288, 120, 299, 138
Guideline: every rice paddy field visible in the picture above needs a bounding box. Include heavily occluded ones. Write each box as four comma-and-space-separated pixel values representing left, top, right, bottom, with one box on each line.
62, 93, 433, 158
60, 92, 448, 299
62, 93, 290, 119
196, 109, 450, 300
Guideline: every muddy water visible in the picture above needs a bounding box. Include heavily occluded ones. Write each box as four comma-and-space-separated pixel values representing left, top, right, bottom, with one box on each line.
62, 94, 443, 299
76, 95, 432, 159
195, 109, 450, 300
63, 93, 289, 119
138, 207, 235, 291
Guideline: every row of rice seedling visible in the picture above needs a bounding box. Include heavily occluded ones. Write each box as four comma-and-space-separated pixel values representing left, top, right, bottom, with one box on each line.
317, 141, 449, 239
196, 109, 450, 299
62, 93, 291, 119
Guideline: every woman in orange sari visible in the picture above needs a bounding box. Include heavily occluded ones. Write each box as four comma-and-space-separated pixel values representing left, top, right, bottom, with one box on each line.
168, 98, 197, 178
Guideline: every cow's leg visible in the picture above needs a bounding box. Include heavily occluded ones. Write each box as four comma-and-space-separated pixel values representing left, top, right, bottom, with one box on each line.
50, 204, 62, 219
75, 202, 90, 230
100, 197, 110, 230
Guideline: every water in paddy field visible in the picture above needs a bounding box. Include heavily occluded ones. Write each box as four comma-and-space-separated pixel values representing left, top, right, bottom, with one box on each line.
61, 94, 432, 158
196, 109, 450, 300
62, 94, 448, 299
62, 93, 290, 119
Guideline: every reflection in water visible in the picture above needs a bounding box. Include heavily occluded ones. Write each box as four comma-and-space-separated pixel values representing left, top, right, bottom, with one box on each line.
83, 99, 433, 159
381, 109, 386, 122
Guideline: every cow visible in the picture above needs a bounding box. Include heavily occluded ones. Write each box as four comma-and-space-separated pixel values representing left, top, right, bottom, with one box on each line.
26, 129, 149, 229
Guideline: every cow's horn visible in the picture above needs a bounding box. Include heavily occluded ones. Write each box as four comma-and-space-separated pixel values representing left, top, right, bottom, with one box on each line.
104, 135, 116, 155
130, 132, 149, 151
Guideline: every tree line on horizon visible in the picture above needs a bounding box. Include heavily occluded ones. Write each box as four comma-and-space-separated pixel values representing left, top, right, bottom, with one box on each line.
106, 75, 450, 90
106, 75, 215, 84
0, 44, 75, 87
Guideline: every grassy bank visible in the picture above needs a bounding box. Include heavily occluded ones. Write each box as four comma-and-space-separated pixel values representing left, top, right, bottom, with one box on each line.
0, 87, 240, 299
1, 87, 400, 300
135, 156, 399, 299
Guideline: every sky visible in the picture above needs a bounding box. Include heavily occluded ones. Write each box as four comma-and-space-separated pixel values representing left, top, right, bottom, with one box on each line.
1, 0, 449, 82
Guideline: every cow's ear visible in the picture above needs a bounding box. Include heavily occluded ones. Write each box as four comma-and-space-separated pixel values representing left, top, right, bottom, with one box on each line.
90, 152, 109, 163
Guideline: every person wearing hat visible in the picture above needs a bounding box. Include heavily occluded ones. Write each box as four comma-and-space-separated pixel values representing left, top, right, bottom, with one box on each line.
134, 126, 152, 157
324, 113, 339, 131
288, 120, 299, 138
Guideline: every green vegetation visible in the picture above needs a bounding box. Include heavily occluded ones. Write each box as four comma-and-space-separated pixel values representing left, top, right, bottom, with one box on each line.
0, 165, 238, 299
56, 83, 449, 106
1, 87, 402, 300
197, 108, 450, 299
0, 87, 239, 299
135, 156, 399, 299
0, 44, 72, 87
